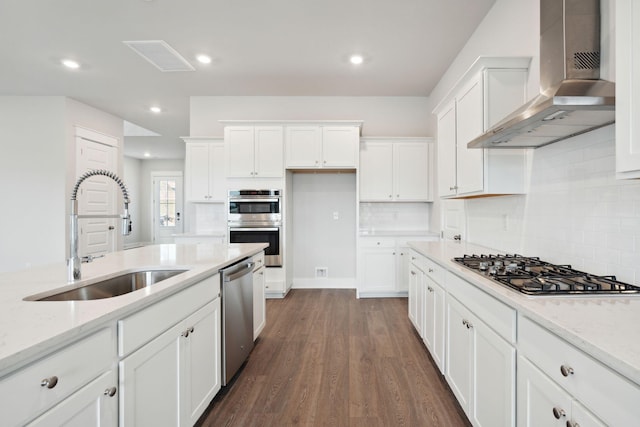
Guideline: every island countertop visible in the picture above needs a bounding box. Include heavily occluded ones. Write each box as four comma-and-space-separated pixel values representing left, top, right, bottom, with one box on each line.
408, 240, 640, 386
0, 242, 267, 375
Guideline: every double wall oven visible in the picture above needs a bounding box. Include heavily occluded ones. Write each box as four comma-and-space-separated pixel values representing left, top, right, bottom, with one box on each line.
228, 189, 282, 267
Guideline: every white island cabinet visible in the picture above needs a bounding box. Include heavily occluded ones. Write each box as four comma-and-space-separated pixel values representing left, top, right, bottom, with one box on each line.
434, 57, 530, 198
616, 0, 640, 179
119, 274, 221, 427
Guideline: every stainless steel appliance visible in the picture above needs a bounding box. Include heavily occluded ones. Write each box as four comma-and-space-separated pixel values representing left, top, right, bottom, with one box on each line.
468, 0, 615, 149
454, 254, 640, 296
220, 258, 255, 386
228, 190, 282, 267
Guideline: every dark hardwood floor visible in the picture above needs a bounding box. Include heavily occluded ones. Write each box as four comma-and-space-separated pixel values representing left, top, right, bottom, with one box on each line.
197, 289, 469, 427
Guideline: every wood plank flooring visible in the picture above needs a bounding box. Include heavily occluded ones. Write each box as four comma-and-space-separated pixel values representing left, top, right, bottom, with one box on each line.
196, 289, 470, 427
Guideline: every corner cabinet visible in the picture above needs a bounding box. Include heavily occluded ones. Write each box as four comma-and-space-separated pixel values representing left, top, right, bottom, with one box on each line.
434, 57, 531, 198
224, 126, 284, 178
285, 123, 361, 169
359, 138, 434, 202
616, 0, 640, 179
183, 138, 226, 202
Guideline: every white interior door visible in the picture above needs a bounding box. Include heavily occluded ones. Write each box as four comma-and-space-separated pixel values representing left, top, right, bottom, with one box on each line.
76, 135, 118, 257
152, 172, 183, 244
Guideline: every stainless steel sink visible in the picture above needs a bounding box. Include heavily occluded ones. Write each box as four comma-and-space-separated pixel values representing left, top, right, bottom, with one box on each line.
29, 269, 187, 301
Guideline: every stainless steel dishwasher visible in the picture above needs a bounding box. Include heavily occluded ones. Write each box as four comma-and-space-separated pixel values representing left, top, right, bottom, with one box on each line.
220, 258, 255, 386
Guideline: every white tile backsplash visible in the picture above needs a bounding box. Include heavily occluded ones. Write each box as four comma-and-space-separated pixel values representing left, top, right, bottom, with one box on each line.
192, 203, 226, 233
360, 202, 430, 232
465, 125, 640, 285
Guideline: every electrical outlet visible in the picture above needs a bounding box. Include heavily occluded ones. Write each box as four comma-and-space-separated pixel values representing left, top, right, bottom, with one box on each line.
315, 267, 328, 278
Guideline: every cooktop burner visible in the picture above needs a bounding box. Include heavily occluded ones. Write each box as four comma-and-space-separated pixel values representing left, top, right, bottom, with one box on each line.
453, 254, 640, 295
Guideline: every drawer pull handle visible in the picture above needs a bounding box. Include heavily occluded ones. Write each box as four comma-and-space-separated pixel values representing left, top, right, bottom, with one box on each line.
462, 319, 473, 329
553, 407, 566, 419
560, 365, 574, 377
428, 268, 434, 273
104, 387, 117, 397
41, 376, 58, 389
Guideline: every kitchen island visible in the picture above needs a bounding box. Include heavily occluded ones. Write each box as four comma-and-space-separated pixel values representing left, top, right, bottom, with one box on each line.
0, 242, 267, 426
409, 240, 640, 427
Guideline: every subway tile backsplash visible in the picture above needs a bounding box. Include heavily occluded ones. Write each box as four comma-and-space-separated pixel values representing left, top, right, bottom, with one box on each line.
465, 125, 640, 285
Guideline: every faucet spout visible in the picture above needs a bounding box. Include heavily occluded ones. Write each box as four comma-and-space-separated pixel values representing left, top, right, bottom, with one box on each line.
68, 169, 132, 282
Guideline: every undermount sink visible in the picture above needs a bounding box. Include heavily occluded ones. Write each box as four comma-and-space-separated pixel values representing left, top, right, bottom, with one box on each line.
27, 269, 188, 301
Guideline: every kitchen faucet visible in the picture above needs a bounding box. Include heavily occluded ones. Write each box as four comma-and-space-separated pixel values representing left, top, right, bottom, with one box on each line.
68, 169, 131, 282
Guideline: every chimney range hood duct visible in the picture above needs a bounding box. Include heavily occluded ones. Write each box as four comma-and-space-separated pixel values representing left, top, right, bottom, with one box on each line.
468, 0, 615, 149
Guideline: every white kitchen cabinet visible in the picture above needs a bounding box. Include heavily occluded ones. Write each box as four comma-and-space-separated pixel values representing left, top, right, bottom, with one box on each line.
27, 370, 118, 427
224, 126, 284, 178
616, 0, 640, 179
408, 261, 423, 336
359, 139, 433, 202
434, 57, 530, 198
422, 274, 445, 373
445, 294, 515, 427
518, 315, 640, 426
517, 356, 604, 427
0, 327, 116, 427
285, 125, 359, 169
119, 274, 221, 427
253, 252, 266, 340
184, 139, 225, 202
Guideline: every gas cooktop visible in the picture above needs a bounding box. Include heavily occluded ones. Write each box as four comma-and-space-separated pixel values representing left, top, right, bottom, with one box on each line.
453, 254, 640, 296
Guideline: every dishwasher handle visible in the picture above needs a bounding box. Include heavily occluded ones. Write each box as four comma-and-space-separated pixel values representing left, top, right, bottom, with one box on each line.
222, 261, 255, 282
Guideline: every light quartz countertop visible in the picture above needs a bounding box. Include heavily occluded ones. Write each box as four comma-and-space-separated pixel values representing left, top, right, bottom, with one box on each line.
0, 242, 267, 376
408, 240, 640, 386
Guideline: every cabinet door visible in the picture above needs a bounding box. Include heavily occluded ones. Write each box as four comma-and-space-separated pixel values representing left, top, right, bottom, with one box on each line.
396, 248, 411, 293
408, 263, 420, 332
359, 142, 393, 201
185, 143, 212, 202
182, 300, 221, 426
322, 126, 358, 167
455, 76, 485, 196
393, 143, 430, 201
285, 126, 322, 167
571, 400, 606, 427
437, 100, 457, 197
27, 370, 118, 427
471, 316, 515, 427
423, 276, 445, 374
517, 356, 573, 427
445, 296, 472, 413
225, 126, 256, 177
208, 143, 226, 201
360, 248, 397, 294
120, 322, 182, 427
254, 126, 283, 178
253, 267, 266, 340
422, 275, 436, 352
616, 0, 640, 179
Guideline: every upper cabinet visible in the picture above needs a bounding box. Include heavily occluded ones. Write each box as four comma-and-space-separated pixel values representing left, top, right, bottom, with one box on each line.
183, 138, 225, 202
360, 138, 434, 202
285, 123, 360, 169
434, 57, 531, 198
616, 0, 640, 179
224, 126, 284, 178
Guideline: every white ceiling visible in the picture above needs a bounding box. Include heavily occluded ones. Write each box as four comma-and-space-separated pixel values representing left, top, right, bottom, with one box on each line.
0, 0, 495, 159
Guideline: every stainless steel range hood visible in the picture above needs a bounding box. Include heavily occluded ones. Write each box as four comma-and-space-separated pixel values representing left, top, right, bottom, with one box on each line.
468, 0, 615, 149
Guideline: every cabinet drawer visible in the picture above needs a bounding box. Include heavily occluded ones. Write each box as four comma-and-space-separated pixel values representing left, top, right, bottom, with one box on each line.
424, 258, 445, 285
118, 274, 219, 357
360, 237, 396, 248
519, 315, 640, 425
446, 271, 516, 343
252, 251, 265, 269
0, 327, 114, 427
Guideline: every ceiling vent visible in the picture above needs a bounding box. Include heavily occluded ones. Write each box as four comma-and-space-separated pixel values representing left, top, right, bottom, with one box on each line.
123, 40, 195, 72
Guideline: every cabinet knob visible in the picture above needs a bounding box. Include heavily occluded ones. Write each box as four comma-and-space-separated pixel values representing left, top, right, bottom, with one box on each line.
397, 194, 400, 198
40, 376, 58, 389
411, 271, 416, 276
389, 195, 393, 198
323, 160, 327, 164
427, 286, 434, 292
428, 268, 434, 273
560, 365, 574, 377
104, 387, 117, 397
566, 421, 580, 427
552, 407, 566, 419
462, 319, 472, 329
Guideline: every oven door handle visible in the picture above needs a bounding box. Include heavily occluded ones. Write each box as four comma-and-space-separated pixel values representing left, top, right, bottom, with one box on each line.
229, 198, 280, 203
229, 227, 279, 232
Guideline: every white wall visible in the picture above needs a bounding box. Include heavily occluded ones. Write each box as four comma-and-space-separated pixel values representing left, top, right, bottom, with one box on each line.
123, 156, 143, 246
190, 96, 430, 137
291, 173, 357, 287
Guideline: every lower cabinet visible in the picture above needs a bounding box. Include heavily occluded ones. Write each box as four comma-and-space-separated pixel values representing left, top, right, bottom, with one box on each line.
27, 370, 118, 427
408, 260, 423, 336
422, 274, 445, 373
445, 295, 515, 427
253, 256, 266, 340
120, 299, 221, 427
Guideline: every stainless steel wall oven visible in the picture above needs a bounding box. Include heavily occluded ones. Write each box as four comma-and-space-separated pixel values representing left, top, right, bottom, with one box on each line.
228, 190, 282, 267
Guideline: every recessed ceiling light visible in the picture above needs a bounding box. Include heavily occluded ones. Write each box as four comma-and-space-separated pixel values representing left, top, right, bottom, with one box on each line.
149, 106, 162, 113
196, 54, 212, 64
62, 59, 80, 69
349, 55, 364, 65
143, 152, 151, 157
